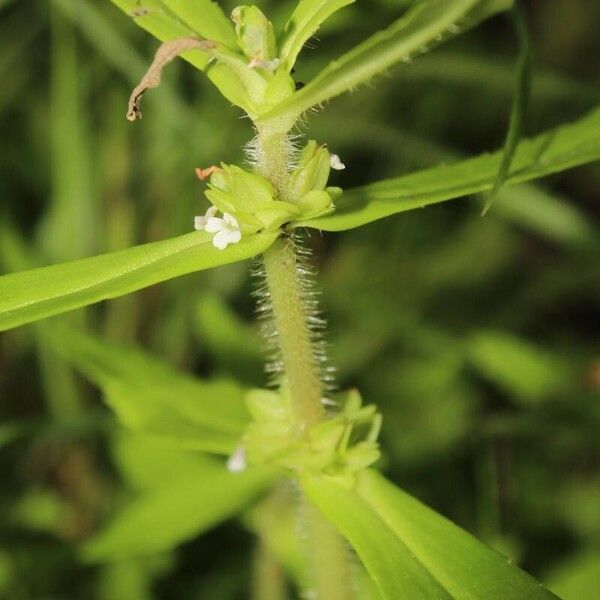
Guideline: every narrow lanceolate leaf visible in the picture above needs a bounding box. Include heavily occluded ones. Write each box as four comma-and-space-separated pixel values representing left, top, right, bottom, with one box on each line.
111, 0, 235, 48
356, 470, 559, 599
301, 105, 600, 231
261, 0, 512, 122
279, 0, 355, 71
159, 0, 237, 47
303, 473, 558, 599
84, 456, 275, 561
0, 231, 278, 332
302, 475, 451, 599
109, 0, 250, 110
52, 326, 249, 453
483, 4, 532, 214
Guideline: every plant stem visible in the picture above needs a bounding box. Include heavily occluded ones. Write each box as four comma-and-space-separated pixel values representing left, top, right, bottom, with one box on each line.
303, 498, 354, 600
262, 240, 354, 600
251, 539, 288, 600
256, 128, 354, 600
255, 125, 293, 201
262, 238, 324, 429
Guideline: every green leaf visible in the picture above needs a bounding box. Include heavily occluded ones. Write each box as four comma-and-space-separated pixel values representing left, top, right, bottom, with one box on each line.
159, 0, 237, 47
110, 0, 208, 67
466, 330, 573, 405
109, 0, 251, 110
301, 105, 600, 230
111, 433, 220, 491
84, 456, 275, 561
483, 4, 532, 214
0, 230, 277, 332
41, 6, 98, 262
544, 551, 600, 600
302, 475, 451, 599
0, 221, 83, 419
356, 471, 559, 598
194, 292, 263, 377
279, 0, 355, 71
494, 184, 597, 249
303, 472, 558, 599
261, 0, 512, 122
53, 326, 249, 453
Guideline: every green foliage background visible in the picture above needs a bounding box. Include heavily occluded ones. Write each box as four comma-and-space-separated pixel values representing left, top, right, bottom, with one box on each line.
0, 0, 598, 597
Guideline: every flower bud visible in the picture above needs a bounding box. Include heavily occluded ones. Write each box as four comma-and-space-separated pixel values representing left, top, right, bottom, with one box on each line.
206, 164, 274, 214
296, 190, 335, 220
289, 141, 331, 201
231, 5, 277, 62
263, 69, 295, 109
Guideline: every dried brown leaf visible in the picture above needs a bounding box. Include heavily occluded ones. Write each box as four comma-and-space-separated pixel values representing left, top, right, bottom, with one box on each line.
127, 37, 217, 121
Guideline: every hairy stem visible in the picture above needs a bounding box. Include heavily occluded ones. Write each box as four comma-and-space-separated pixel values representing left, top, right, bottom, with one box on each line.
251, 539, 288, 600
262, 240, 354, 600
256, 128, 354, 600
262, 237, 324, 429
254, 125, 293, 201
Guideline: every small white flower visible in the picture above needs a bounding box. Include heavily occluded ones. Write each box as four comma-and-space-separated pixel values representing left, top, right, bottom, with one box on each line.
204, 212, 242, 250
227, 447, 247, 473
330, 153, 346, 170
248, 56, 281, 72
194, 205, 218, 231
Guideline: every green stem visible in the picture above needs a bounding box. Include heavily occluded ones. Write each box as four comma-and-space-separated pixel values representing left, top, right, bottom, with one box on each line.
251, 539, 288, 600
255, 124, 293, 201
303, 498, 355, 600
262, 238, 324, 429
256, 128, 354, 600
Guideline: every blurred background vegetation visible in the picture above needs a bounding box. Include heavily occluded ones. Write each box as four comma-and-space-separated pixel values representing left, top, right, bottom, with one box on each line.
0, 0, 599, 598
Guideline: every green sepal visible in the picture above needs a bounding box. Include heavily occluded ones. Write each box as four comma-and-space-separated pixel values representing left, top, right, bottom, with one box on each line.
240, 386, 381, 481
288, 140, 332, 200
296, 190, 335, 220
325, 186, 343, 202
245, 388, 289, 422
244, 388, 296, 461
231, 5, 277, 61
209, 46, 268, 110
263, 70, 296, 110
255, 203, 300, 230
208, 164, 276, 213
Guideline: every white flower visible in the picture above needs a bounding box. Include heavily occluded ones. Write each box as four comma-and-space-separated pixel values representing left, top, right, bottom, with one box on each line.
204, 212, 242, 250
194, 205, 218, 231
330, 153, 346, 170
227, 447, 247, 473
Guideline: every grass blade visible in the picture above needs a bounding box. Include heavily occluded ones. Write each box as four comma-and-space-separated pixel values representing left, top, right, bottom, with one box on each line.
483, 3, 532, 214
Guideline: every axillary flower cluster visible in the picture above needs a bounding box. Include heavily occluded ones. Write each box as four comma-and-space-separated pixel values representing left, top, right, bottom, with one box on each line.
125, 4, 349, 250
233, 387, 381, 486
194, 142, 345, 249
